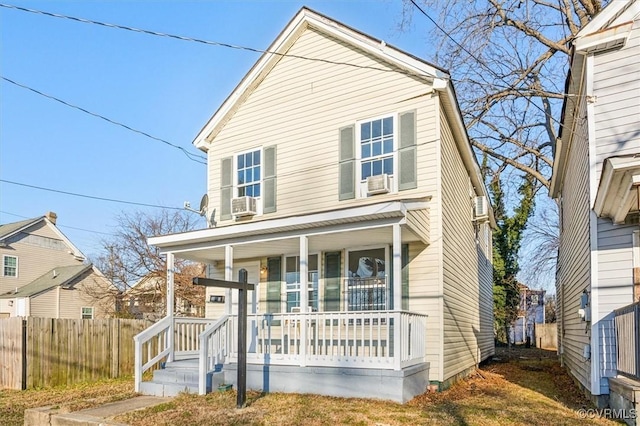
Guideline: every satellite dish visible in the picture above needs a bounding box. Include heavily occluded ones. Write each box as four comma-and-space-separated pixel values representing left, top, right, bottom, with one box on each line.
199, 194, 209, 215
184, 194, 209, 217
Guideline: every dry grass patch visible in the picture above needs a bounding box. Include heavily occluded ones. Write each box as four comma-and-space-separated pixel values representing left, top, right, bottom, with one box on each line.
0, 377, 137, 426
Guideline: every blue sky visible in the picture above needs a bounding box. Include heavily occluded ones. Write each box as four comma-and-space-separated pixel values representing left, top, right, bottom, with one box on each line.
0, 0, 437, 259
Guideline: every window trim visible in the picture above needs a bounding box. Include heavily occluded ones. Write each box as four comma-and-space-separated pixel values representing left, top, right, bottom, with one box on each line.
233, 146, 264, 215
355, 114, 398, 196
2, 255, 18, 278
81, 306, 94, 320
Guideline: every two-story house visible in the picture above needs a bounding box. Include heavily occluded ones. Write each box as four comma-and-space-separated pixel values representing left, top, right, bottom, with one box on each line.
551, 0, 640, 414
0, 212, 115, 319
135, 8, 496, 402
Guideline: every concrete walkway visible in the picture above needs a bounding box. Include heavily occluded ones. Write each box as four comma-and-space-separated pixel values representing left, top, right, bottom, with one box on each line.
24, 396, 172, 426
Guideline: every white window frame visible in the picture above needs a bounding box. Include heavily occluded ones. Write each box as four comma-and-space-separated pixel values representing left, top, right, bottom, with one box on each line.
2, 255, 18, 278
284, 253, 319, 313
234, 147, 263, 215
355, 114, 398, 197
81, 306, 94, 319
345, 245, 390, 311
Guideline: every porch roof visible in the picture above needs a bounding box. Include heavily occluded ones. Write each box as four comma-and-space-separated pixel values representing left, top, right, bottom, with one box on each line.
594, 155, 640, 224
148, 200, 430, 262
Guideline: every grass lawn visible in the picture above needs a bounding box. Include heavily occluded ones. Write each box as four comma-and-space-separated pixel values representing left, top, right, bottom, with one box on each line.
0, 348, 621, 426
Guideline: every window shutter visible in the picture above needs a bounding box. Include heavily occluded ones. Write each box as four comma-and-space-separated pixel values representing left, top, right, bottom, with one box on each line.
263, 146, 277, 213
266, 257, 282, 314
324, 251, 342, 311
339, 125, 355, 200
402, 244, 409, 310
398, 111, 417, 191
220, 157, 233, 220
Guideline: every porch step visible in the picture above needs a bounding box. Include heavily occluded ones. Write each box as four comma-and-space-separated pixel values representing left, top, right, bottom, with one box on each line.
139, 359, 225, 397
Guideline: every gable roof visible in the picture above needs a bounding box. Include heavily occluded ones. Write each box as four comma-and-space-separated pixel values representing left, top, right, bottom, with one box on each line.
0, 215, 85, 260
193, 7, 448, 150
192, 7, 496, 227
0, 264, 93, 298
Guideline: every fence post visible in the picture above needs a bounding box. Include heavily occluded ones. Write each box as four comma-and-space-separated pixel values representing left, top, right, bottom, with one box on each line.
21, 319, 27, 390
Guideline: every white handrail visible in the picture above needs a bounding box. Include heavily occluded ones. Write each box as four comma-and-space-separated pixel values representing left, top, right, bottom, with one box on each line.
133, 315, 172, 392
198, 315, 230, 395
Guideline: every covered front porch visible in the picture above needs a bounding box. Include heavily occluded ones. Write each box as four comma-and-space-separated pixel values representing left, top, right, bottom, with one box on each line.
134, 200, 432, 402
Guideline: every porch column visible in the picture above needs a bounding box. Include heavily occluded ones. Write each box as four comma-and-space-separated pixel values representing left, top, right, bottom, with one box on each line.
225, 245, 233, 315
393, 223, 402, 311
166, 252, 175, 362
299, 235, 308, 366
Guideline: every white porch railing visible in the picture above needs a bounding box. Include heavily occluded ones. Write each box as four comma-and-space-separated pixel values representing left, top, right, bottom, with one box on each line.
135, 311, 427, 395
133, 316, 216, 392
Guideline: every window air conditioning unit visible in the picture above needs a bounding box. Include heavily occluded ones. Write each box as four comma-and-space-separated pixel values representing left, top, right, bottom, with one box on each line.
232, 196, 257, 217
367, 174, 391, 195
473, 196, 489, 221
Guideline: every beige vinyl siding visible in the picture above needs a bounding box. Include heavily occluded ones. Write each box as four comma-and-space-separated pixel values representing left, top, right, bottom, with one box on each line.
557, 92, 591, 392
592, 23, 640, 181
440, 109, 490, 380
58, 270, 113, 319
0, 222, 83, 295
208, 27, 438, 222
29, 288, 57, 318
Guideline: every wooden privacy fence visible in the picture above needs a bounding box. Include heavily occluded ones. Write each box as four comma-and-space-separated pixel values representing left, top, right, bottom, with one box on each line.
0, 317, 151, 390
534, 323, 558, 350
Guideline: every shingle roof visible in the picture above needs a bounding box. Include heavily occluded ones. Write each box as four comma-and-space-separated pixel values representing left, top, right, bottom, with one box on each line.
0, 264, 93, 298
0, 217, 42, 240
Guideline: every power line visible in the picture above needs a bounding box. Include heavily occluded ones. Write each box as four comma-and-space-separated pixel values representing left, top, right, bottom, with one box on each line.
0, 3, 436, 81
0, 179, 183, 210
0, 76, 207, 165
408, 0, 566, 130
0, 210, 114, 236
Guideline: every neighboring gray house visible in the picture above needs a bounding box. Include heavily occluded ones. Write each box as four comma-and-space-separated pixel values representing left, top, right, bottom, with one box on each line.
0, 212, 115, 319
550, 0, 640, 412
134, 8, 496, 403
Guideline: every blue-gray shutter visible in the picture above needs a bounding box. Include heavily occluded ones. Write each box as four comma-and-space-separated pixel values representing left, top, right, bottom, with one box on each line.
398, 111, 417, 191
220, 157, 233, 220
339, 125, 356, 200
263, 146, 277, 213
324, 251, 342, 311
266, 257, 282, 314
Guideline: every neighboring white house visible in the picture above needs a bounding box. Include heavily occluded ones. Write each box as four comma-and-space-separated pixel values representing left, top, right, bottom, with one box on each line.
136, 7, 496, 402
510, 284, 545, 345
122, 274, 204, 320
550, 0, 640, 412
0, 212, 116, 319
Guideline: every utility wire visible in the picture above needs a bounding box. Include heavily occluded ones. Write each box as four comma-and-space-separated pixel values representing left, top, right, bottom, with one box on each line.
0, 210, 114, 236
1, 76, 207, 165
408, 0, 565, 130
0, 179, 183, 210
0, 3, 436, 80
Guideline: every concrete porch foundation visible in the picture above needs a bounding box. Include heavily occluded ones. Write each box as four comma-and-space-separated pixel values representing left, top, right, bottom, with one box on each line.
223, 362, 430, 403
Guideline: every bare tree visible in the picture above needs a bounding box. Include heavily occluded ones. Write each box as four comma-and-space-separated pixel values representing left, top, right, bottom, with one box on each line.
93, 209, 205, 318
402, 0, 605, 190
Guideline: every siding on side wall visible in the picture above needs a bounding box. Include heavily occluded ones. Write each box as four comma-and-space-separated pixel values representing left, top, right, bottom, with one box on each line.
440, 109, 491, 381
592, 23, 640, 181
207, 27, 438, 223
557, 92, 592, 393
58, 270, 114, 319
0, 222, 83, 296
29, 288, 57, 318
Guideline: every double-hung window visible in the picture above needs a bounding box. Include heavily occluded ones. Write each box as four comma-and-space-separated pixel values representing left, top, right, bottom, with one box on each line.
359, 116, 394, 181
81, 307, 94, 319
3, 255, 17, 277
285, 255, 319, 312
237, 149, 261, 197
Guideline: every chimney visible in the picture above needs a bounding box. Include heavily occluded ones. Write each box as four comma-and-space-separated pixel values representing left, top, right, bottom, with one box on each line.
45, 211, 57, 225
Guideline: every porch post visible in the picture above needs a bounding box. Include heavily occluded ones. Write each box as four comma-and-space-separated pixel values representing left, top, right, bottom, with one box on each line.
224, 245, 233, 315
392, 224, 402, 311
299, 235, 308, 366
392, 224, 402, 370
166, 252, 175, 362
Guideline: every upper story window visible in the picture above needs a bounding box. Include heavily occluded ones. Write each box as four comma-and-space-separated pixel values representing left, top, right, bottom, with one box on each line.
3, 255, 17, 277
360, 116, 394, 180
237, 149, 261, 197
339, 111, 416, 201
